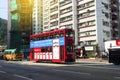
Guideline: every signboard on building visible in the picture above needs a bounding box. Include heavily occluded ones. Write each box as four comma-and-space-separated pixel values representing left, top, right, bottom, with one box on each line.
85, 46, 94, 51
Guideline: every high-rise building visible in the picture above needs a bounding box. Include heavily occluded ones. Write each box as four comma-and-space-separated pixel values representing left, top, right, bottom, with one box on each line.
43, 0, 78, 45
8, 0, 33, 55
43, 0, 50, 31
77, 0, 111, 51
42, 0, 120, 52
32, 0, 43, 34
110, 0, 120, 39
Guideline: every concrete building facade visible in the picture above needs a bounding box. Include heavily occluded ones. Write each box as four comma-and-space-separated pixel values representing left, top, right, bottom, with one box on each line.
32, 0, 43, 34
110, 0, 120, 39
42, 0, 78, 45
41, 0, 120, 52
77, 0, 111, 51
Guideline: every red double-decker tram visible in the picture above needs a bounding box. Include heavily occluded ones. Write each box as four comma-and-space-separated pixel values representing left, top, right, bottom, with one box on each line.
30, 28, 75, 63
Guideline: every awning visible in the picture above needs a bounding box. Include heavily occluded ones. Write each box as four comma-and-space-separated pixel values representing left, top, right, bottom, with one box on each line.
75, 46, 82, 49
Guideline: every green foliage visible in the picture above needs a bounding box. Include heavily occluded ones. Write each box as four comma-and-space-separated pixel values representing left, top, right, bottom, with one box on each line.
0, 18, 7, 45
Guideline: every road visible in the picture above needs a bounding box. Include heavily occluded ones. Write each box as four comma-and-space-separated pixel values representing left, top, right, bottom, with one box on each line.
0, 60, 120, 80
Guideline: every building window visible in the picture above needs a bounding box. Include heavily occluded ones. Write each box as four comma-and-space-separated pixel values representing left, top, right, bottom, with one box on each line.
60, 7, 72, 15
50, 0, 58, 5
78, 20, 95, 28
78, 0, 94, 10
60, 0, 72, 7
103, 30, 110, 37
50, 6, 58, 13
103, 20, 109, 27
79, 30, 96, 37
60, 15, 72, 23
50, 21, 58, 26
60, 24, 72, 28
101, 2, 108, 10
78, 10, 95, 19
50, 14, 58, 20
102, 10, 109, 18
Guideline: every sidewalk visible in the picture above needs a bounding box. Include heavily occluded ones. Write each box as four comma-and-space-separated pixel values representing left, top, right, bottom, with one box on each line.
76, 58, 109, 64
4, 58, 109, 66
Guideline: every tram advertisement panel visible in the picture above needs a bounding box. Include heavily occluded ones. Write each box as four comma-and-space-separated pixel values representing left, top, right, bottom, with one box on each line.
53, 39, 60, 59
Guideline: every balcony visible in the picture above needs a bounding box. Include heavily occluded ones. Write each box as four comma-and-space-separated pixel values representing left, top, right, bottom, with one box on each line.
111, 12, 118, 16
111, 13, 118, 20
60, 0, 72, 7
113, 20, 118, 24
110, 5, 118, 10
111, 20, 118, 26
50, 0, 58, 6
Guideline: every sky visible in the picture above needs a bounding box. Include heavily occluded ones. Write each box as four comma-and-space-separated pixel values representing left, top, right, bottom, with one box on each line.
0, 0, 8, 20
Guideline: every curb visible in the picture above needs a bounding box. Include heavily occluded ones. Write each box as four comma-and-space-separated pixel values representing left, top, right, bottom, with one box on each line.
76, 58, 109, 64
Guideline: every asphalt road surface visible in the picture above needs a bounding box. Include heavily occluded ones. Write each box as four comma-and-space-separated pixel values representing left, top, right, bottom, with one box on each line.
0, 60, 120, 80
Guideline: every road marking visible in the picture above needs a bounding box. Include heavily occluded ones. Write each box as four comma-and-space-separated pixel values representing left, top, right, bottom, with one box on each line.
115, 77, 120, 79
53, 69, 91, 75
0, 70, 6, 73
14, 74, 33, 80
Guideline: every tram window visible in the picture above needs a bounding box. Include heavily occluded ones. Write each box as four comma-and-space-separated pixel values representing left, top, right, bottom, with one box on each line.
66, 31, 70, 37
50, 47, 52, 52
60, 33, 64, 37
66, 34, 68, 37
70, 32, 74, 37
41, 48, 45, 52
45, 36, 48, 39
50, 35, 53, 39
66, 31, 74, 37
44, 36, 46, 39
52, 34, 55, 38
33, 37, 37, 41
48, 47, 52, 52
46, 36, 49, 39
35, 37, 40, 41
66, 46, 73, 52
41, 36, 44, 40
56, 34, 59, 38
36, 37, 39, 41
38, 37, 41, 40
